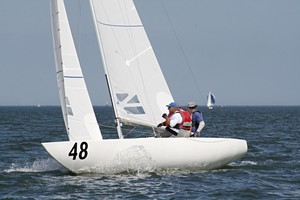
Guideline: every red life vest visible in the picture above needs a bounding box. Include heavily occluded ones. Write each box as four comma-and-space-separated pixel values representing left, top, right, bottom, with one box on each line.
179, 109, 192, 130
163, 112, 174, 127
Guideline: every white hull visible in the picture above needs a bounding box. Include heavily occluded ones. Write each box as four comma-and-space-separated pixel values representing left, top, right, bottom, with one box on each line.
42, 137, 247, 174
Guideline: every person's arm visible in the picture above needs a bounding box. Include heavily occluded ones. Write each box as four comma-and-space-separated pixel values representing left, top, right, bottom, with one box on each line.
157, 113, 169, 127
194, 112, 205, 135
196, 121, 205, 133
164, 116, 171, 127
169, 113, 182, 127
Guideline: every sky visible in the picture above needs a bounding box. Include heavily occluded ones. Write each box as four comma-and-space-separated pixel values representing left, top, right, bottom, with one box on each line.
1, 0, 299, 106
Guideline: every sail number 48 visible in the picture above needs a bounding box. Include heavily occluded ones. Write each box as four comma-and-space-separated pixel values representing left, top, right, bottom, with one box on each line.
69, 142, 88, 160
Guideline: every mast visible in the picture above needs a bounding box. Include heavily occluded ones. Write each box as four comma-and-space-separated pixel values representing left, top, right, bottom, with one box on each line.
90, 0, 123, 139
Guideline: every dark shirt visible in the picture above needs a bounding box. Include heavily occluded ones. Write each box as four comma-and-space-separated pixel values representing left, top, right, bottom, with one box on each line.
191, 111, 204, 132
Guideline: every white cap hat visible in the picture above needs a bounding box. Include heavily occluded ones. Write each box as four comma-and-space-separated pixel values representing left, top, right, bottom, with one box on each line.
187, 101, 197, 108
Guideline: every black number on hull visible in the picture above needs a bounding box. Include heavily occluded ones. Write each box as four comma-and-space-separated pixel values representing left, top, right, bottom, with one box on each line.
69, 142, 88, 160
79, 142, 88, 159
69, 143, 78, 160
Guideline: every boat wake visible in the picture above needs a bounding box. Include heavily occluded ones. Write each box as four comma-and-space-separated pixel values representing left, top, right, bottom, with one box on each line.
79, 145, 156, 174
111, 145, 156, 173
4, 158, 66, 173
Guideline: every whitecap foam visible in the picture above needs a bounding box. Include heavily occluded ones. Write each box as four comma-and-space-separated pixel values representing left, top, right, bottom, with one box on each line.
228, 160, 257, 167
240, 160, 258, 166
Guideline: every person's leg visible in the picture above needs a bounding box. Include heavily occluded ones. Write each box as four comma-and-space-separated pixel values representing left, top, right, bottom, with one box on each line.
177, 129, 191, 137
154, 127, 172, 137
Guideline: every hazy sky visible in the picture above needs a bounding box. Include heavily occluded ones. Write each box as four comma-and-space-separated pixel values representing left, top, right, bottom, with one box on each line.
1, 0, 299, 106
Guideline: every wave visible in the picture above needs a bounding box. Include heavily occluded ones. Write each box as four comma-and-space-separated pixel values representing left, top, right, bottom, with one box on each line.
227, 160, 258, 168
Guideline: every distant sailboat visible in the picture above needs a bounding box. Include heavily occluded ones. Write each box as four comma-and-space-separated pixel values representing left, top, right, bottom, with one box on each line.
42, 0, 247, 174
207, 91, 216, 109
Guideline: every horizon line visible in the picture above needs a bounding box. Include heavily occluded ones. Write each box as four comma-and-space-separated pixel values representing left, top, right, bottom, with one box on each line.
0, 104, 299, 107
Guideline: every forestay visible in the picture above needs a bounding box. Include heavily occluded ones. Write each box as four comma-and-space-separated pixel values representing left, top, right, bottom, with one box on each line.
50, 0, 102, 140
90, 0, 173, 128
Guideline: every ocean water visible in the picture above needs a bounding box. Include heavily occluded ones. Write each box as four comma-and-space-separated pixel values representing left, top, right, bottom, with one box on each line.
0, 106, 299, 199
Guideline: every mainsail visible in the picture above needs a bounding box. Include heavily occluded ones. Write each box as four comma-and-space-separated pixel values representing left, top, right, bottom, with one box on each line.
90, 0, 173, 130
50, 0, 102, 140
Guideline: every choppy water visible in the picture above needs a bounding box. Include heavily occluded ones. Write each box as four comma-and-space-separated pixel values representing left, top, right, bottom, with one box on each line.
1, 106, 299, 199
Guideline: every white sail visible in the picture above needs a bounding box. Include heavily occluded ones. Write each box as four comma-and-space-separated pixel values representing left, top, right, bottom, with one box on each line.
50, 0, 102, 141
90, 0, 173, 129
207, 91, 216, 109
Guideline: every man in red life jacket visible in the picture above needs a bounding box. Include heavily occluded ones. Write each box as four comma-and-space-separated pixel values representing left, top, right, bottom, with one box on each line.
178, 107, 192, 133
156, 102, 191, 137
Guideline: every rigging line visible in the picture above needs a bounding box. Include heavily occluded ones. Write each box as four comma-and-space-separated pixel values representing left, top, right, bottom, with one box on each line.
160, 1, 218, 131
124, 126, 137, 137
209, 108, 218, 130
75, 0, 82, 56
96, 0, 125, 119
160, 0, 205, 104
119, 0, 136, 61
99, 123, 152, 134
99, 0, 149, 116
121, 1, 157, 124
98, 0, 135, 75
109, 0, 130, 60
115, 1, 144, 106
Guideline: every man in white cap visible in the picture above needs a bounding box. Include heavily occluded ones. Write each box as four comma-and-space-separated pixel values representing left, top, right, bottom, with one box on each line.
187, 101, 205, 137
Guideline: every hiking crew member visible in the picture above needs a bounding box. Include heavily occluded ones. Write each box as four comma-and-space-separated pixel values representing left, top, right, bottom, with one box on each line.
187, 101, 205, 137
179, 107, 192, 131
156, 102, 191, 137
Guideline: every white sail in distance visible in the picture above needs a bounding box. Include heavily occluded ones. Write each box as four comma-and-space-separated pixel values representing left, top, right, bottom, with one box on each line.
207, 91, 216, 109
50, 0, 102, 140
90, 0, 173, 127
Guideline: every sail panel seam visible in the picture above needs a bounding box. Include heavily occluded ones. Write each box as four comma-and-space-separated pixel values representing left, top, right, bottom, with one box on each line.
64, 76, 83, 78
96, 20, 143, 28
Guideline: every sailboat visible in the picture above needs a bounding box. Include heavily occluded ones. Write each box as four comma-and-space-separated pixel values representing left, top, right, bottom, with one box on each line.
42, 0, 247, 174
207, 91, 216, 109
